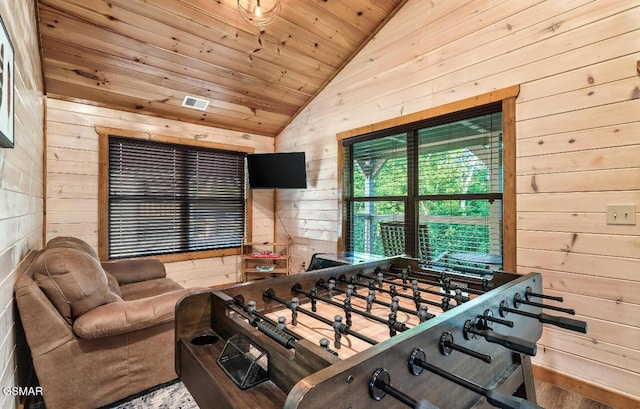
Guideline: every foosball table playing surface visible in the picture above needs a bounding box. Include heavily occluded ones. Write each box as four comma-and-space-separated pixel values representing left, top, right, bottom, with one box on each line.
175, 257, 587, 409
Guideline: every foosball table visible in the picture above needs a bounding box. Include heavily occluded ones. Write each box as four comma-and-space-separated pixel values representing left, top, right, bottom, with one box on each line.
175, 257, 587, 409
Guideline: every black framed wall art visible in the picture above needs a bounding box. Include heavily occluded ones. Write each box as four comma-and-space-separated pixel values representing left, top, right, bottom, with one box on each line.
0, 14, 14, 148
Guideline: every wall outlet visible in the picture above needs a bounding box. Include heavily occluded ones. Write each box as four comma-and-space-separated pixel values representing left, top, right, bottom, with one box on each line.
606, 204, 636, 225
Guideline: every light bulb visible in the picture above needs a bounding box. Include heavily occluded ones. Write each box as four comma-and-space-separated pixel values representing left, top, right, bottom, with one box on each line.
237, 0, 280, 28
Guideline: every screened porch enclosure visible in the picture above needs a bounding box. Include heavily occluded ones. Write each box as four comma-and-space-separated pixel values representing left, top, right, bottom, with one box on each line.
345, 111, 503, 274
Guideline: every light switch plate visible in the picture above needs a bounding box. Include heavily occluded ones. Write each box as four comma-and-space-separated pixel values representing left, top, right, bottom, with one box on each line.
606, 204, 636, 225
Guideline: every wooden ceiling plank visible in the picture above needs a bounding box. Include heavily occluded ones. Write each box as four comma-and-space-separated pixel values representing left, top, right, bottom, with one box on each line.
46, 60, 290, 125
40, 0, 324, 92
42, 51, 286, 121
47, 79, 283, 136
42, 36, 300, 116
275, 0, 410, 134
330, 0, 389, 28
293, 0, 382, 37
39, 7, 312, 103
91, 0, 337, 81
178, 0, 351, 64
118, 0, 343, 72
363, 0, 403, 14
312, 0, 387, 34
37, 0, 406, 136
277, 2, 362, 50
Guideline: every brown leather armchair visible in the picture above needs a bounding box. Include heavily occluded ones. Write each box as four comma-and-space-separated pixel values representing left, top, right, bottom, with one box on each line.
15, 237, 193, 409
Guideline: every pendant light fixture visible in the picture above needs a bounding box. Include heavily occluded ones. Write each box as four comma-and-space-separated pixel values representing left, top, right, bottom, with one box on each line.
237, 0, 281, 29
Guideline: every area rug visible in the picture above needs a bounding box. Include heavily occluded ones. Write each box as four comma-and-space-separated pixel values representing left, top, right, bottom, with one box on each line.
101, 380, 199, 409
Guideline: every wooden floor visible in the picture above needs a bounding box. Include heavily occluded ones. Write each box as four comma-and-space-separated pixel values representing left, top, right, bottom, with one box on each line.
534, 379, 614, 409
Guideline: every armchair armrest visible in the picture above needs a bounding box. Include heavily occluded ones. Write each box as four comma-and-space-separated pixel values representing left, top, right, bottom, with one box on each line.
15, 283, 75, 357
101, 258, 166, 285
73, 289, 191, 339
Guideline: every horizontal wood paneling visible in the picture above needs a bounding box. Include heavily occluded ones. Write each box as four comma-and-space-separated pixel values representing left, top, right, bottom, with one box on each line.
45, 98, 275, 288
518, 266, 640, 305
0, 0, 45, 405
518, 230, 640, 259
518, 191, 640, 213
538, 327, 640, 377
534, 346, 639, 398
517, 145, 640, 175
517, 168, 640, 194
517, 122, 640, 158
517, 213, 640, 236
277, 0, 640, 404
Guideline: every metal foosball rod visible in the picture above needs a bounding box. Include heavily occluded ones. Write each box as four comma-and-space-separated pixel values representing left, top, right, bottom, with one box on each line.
513, 293, 575, 315
232, 297, 303, 341
499, 300, 588, 333
524, 286, 563, 302
369, 367, 440, 409
315, 279, 420, 317
463, 318, 538, 356
424, 276, 486, 298
347, 272, 464, 304
387, 265, 494, 293
388, 263, 440, 280
482, 309, 514, 328
262, 288, 379, 346
354, 270, 444, 298
408, 348, 543, 409
409, 273, 486, 296
439, 331, 492, 364
290, 283, 410, 334
227, 302, 298, 349
351, 272, 451, 310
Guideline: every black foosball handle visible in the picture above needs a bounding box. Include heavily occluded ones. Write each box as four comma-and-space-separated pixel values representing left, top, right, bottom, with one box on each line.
538, 312, 588, 333
464, 320, 537, 356
500, 303, 588, 334
480, 329, 537, 356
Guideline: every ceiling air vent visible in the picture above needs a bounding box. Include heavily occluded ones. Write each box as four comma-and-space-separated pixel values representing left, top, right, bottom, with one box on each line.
182, 95, 210, 111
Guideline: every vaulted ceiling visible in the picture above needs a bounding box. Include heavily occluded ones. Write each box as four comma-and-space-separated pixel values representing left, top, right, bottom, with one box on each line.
37, 0, 407, 136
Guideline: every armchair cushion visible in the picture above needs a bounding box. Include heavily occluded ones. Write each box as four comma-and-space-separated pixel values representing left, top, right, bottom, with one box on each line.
33, 247, 121, 323
72, 289, 190, 339
105, 271, 122, 298
101, 258, 167, 285
119, 278, 183, 301
46, 236, 100, 260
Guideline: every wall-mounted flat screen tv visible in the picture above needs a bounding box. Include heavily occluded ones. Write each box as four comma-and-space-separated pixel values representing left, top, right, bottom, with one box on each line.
247, 152, 307, 189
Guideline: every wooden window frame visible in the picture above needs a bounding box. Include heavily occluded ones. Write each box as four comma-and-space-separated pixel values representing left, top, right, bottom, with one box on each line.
337, 86, 519, 271
96, 126, 255, 263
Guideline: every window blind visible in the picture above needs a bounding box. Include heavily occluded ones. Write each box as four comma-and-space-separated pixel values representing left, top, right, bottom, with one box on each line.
417, 112, 503, 271
108, 136, 246, 259
343, 107, 504, 274
345, 133, 408, 256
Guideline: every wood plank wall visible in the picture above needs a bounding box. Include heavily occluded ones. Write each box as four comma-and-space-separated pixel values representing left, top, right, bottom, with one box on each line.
45, 99, 275, 287
0, 0, 45, 408
277, 0, 640, 405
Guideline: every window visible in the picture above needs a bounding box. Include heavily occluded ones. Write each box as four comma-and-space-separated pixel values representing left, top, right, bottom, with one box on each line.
341, 90, 517, 273
99, 131, 248, 260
